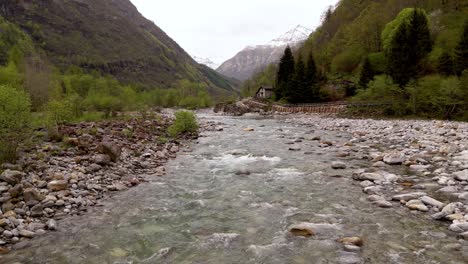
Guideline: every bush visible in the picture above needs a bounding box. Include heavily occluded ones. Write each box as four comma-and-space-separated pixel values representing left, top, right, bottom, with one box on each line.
0, 85, 32, 162
167, 111, 198, 137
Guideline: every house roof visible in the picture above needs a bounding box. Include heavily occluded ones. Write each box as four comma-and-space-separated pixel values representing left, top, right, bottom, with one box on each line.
259, 86, 274, 90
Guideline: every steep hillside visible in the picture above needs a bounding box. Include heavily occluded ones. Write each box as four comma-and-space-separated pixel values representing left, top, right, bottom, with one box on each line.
217, 25, 312, 81
300, 0, 468, 75
0, 0, 237, 94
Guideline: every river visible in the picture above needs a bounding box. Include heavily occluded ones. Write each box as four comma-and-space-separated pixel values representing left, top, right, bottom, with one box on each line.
1, 114, 466, 264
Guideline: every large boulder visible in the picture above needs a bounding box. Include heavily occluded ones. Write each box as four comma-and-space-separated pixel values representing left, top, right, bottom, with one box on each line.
47, 180, 68, 191
97, 141, 121, 162
383, 153, 405, 165
0, 170, 23, 185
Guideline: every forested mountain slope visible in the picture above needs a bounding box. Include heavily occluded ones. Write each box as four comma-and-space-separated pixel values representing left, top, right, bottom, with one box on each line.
0, 0, 237, 94
300, 0, 467, 75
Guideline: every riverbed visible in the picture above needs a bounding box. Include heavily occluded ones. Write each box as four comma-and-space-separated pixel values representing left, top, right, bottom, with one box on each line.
1, 114, 467, 264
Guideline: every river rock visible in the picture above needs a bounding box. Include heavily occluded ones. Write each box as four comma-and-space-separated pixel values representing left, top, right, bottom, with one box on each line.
47, 180, 68, 191
338, 237, 363, 247
454, 170, 468, 181
19, 229, 35, 238
23, 188, 45, 202
97, 141, 121, 162
419, 196, 444, 208
406, 200, 429, 212
8, 184, 23, 198
441, 202, 463, 215
375, 199, 393, 208
459, 232, 468, 239
30, 204, 44, 217
289, 222, 340, 237
364, 186, 382, 195
289, 223, 315, 237
458, 192, 468, 200
449, 223, 468, 233
332, 162, 347, 170
383, 153, 405, 165
353, 172, 384, 182
0, 170, 23, 185
95, 154, 111, 165
47, 219, 57, 231
392, 192, 427, 201
437, 186, 459, 193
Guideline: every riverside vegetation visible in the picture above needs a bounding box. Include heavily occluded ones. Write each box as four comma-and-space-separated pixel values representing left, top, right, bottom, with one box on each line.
242, 2, 468, 120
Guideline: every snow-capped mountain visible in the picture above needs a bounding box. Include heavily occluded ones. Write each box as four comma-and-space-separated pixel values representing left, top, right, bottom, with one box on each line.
193, 56, 220, 70
269, 25, 313, 47
217, 25, 312, 81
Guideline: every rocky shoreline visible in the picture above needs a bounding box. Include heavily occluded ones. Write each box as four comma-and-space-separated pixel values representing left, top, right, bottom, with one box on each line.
285, 114, 468, 245
0, 113, 207, 253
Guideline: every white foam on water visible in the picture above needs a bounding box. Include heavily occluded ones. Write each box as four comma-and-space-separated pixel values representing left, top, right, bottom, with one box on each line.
202, 233, 240, 248
209, 154, 281, 168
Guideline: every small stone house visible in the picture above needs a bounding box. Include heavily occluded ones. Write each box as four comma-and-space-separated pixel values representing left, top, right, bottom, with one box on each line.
255, 86, 274, 99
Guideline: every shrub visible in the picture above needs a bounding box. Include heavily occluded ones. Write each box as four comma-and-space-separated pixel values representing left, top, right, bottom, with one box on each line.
0, 85, 32, 162
167, 111, 198, 137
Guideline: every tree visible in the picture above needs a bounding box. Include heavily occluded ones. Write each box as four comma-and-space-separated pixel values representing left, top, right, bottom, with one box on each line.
275, 46, 295, 100
305, 52, 319, 102
286, 56, 306, 104
358, 57, 375, 88
384, 8, 432, 87
0, 85, 31, 162
454, 21, 468, 76
438, 52, 454, 76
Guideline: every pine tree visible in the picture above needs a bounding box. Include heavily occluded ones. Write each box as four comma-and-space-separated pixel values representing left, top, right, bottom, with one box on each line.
386, 22, 412, 87
305, 52, 319, 102
275, 46, 295, 100
408, 9, 432, 71
385, 8, 432, 87
358, 57, 375, 88
454, 21, 468, 76
438, 51, 454, 76
286, 56, 306, 104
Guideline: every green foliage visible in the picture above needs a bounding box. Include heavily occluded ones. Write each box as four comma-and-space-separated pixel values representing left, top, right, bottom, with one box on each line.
275, 46, 295, 100
355, 74, 467, 119
331, 45, 365, 73
286, 56, 306, 104
454, 21, 468, 75
305, 52, 320, 102
381, 8, 414, 51
385, 8, 432, 87
167, 111, 198, 138
438, 51, 455, 75
0, 85, 31, 162
359, 57, 376, 88
44, 99, 75, 126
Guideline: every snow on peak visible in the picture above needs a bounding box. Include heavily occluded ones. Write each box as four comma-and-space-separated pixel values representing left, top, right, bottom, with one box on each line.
269, 25, 313, 47
193, 56, 220, 69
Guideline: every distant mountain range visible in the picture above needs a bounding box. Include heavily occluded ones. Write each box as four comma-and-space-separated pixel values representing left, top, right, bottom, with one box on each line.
216, 25, 312, 81
0, 0, 238, 95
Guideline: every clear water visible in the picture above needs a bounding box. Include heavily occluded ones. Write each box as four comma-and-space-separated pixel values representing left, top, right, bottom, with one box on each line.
1, 114, 467, 264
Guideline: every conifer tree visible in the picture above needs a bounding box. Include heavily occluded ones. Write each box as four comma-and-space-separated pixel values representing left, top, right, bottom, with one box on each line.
438, 52, 454, 76
454, 21, 468, 76
275, 46, 295, 100
386, 22, 412, 87
385, 8, 432, 87
286, 56, 306, 104
358, 57, 375, 88
305, 52, 319, 102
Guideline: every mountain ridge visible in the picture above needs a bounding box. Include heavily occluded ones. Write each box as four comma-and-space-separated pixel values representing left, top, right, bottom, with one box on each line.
0, 0, 238, 95
216, 25, 312, 81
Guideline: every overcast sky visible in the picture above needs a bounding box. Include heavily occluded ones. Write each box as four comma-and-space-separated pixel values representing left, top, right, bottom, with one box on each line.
130, 0, 339, 64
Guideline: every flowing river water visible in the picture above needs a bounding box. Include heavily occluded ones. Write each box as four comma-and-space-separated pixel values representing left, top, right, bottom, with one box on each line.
1, 114, 467, 264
